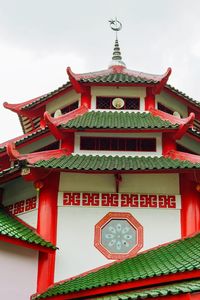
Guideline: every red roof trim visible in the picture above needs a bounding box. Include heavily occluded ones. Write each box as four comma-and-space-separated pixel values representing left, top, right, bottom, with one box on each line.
3, 96, 43, 114
31, 269, 200, 300
70, 65, 171, 82
166, 150, 200, 163
150, 108, 195, 126
152, 68, 172, 95
0, 234, 54, 253
43, 105, 88, 127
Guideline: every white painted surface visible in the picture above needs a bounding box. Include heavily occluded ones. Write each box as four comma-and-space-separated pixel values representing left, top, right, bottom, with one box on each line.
178, 135, 200, 155
55, 172, 181, 281
55, 205, 181, 281
74, 131, 162, 157
18, 210, 38, 228
156, 91, 188, 117
2, 177, 38, 227
60, 173, 179, 194
19, 134, 56, 154
0, 241, 38, 300
120, 174, 180, 194
60, 173, 115, 192
91, 86, 145, 111
46, 89, 80, 114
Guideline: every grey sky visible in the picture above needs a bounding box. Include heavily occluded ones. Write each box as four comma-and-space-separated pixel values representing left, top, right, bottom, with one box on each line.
0, 0, 200, 142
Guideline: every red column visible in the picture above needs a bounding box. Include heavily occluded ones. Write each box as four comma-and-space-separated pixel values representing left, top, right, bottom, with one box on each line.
61, 132, 74, 153
162, 133, 176, 155
37, 172, 60, 293
145, 87, 155, 110
81, 87, 91, 108
180, 173, 200, 238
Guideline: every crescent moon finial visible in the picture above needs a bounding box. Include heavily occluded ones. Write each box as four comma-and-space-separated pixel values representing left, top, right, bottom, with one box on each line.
109, 17, 122, 32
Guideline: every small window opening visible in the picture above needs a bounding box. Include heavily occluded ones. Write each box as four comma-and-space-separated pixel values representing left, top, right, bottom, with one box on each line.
80, 137, 156, 152
96, 97, 140, 110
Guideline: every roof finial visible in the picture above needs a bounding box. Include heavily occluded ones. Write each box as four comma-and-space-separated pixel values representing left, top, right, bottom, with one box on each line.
109, 18, 126, 68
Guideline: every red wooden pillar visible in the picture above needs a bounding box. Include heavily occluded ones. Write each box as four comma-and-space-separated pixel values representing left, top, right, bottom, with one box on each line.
162, 133, 176, 155
145, 87, 155, 110
81, 87, 91, 108
61, 132, 74, 153
180, 173, 200, 238
37, 172, 60, 293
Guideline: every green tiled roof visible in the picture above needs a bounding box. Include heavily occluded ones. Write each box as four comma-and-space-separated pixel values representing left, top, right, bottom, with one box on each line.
18, 80, 200, 112
0, 128, 48, 153
61, 111, 179, 130
32, 233, 200, 299
32, 154, 200, 171
93, 279, 200, 300
22, 82, 71, 110
79, 73, 158, 84
0, 206, 56, 250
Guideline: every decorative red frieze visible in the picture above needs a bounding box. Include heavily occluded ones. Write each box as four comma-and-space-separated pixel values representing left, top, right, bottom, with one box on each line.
59, 192, 181, 209
63, 192, 81, 206
6, 196, 37, 215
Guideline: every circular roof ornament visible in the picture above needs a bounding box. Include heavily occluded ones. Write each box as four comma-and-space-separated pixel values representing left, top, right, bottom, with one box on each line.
109, 18, 122, 32
112, 97, 125, 109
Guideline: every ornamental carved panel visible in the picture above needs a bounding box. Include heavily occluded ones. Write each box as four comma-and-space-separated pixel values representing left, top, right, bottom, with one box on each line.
94, 212, 143, 260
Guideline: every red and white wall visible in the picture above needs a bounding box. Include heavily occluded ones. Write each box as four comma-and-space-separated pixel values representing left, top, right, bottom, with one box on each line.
55, 172, 181, 281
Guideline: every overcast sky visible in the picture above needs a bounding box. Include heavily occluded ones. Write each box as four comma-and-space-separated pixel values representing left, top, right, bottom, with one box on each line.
0, 0, 200, 143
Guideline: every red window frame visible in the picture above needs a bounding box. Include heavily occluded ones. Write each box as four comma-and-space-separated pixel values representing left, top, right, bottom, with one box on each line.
80, 137, 156, 152
96, 97, 140, 110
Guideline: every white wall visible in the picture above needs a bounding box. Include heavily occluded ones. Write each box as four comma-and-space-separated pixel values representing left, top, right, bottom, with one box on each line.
2, 177, 38, 227
46, 90, 80, 114
0, 241, 38, 300
19, 134, 56, 154
55, 172, 181, 281
178, 135, 200, 155
155, 91, 188, 117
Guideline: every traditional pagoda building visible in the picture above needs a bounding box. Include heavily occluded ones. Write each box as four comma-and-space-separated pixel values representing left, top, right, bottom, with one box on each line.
0, 20, 200, 299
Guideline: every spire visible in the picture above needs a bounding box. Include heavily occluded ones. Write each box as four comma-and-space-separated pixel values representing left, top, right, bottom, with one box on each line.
109, 18, 126, 68
110, 37, 126, 67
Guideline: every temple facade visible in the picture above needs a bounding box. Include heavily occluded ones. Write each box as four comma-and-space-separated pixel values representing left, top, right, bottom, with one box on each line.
0, 27, 200, 300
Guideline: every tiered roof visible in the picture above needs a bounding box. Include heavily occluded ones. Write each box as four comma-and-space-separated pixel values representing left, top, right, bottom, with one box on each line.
31, 232, 200, 299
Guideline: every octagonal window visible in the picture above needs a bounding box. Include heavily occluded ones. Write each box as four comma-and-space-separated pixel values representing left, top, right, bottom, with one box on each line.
94, 212, 143, 260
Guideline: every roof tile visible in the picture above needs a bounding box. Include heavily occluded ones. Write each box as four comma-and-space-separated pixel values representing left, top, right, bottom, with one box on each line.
33, 154, 200, 171
92, 280, 200, 299
61, 111, 179, 130
0, 206, 56, 249
32, 233, 200, 299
